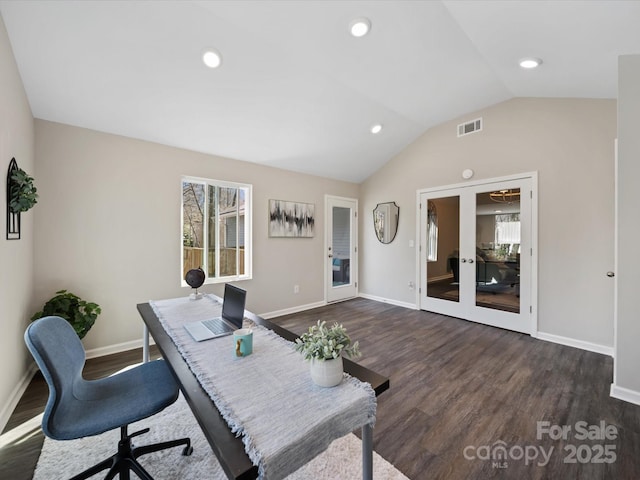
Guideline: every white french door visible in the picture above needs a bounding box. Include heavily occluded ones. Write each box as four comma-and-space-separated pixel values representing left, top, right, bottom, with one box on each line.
326, 196, 358, 303
419, 175, 536, 334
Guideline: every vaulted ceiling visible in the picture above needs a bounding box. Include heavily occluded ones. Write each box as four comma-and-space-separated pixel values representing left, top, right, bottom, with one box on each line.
1, 1, 639, 182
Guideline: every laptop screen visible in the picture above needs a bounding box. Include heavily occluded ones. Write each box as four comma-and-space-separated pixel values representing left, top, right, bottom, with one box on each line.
221, 284, 246, 328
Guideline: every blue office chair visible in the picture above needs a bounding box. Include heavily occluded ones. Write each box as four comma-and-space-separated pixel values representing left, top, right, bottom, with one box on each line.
25, 316, 192, 480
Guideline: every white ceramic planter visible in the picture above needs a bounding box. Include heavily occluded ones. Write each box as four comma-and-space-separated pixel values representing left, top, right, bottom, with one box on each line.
310, 356, 344, 387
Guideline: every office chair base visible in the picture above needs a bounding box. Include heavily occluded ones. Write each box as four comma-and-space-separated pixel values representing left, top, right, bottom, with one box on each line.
69, 425, 192, 480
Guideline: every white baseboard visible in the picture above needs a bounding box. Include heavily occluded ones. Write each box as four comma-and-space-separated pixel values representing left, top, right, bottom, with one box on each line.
261, 294, 419, 320
0, 362, 39, 433
85, 338, 152, 360
358, 293, 417, 310
536, 331, 614, 357
610, 383, 640, 406
260, 301, 327, 320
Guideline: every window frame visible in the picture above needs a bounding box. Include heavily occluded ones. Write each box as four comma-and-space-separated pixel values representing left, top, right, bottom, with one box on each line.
181, 175, 252, 286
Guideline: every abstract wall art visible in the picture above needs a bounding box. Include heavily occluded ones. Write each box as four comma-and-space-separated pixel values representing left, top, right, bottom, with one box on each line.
268, 199, 315, 238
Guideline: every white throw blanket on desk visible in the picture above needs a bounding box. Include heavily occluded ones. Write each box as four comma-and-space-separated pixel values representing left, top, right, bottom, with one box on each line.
150, 295, 376, 480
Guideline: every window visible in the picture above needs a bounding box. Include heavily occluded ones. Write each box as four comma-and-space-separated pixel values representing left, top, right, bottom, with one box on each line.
182, 176, 252, 284
495, 213, 520, 244
494, 213, 520, 259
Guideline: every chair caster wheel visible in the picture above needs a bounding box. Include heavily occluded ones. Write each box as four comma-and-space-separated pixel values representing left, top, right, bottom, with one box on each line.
182, 445, 193, 456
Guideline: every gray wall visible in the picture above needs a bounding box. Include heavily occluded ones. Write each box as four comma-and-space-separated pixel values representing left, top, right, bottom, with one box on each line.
0, 15, 35, 428
360, 98, 617, 349
33, 120, 359, 353
614, 55, 640, 397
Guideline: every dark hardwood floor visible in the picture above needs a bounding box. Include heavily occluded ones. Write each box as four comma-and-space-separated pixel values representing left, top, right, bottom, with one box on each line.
3, 298, 640, 479
273, 298, 640, 479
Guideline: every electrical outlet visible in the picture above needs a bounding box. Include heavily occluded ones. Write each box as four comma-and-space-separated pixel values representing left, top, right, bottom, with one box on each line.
294, 285, 300, 294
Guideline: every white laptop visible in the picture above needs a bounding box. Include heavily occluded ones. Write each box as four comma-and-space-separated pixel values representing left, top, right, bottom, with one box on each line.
184, 284, 246, 341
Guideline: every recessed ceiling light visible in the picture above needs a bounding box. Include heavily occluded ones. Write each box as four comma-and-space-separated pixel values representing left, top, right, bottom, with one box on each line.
202, 48, 222, 69
349, 18, 371, 37
370, 124, 383, 134
519, 57, 542, 69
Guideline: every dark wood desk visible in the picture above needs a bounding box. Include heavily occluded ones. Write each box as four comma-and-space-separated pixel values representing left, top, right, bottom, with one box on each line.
137, 300, 389, 480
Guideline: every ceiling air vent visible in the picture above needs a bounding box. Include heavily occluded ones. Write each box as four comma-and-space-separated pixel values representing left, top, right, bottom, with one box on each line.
457, 118, 482, 137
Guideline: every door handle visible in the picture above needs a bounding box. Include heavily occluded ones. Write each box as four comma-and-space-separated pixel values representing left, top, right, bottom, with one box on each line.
328, 254, 333, 258
607, 271, 615, 277
460, 258, 467, 263
467, 258, 474, 264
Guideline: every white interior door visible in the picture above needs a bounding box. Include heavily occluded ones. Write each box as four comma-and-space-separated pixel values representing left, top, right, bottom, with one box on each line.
419, 176, 535, 334
326, 196, 358, 303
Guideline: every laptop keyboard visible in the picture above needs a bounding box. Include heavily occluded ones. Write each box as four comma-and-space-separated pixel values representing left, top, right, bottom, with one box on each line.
202, 318, 230, 335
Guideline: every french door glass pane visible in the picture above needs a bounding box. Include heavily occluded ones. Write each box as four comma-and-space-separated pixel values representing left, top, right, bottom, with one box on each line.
475, 189, 521, 313
332, 206, 351, 286
426, 196, 460, 302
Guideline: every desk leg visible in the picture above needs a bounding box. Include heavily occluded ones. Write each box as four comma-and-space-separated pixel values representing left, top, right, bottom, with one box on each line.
142, 325, 150, 363
362, 423, 373, 480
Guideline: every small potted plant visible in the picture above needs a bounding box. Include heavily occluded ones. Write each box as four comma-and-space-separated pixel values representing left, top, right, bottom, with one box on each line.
8, 165, 38, 213
294, 320, 361, 387
31, 290, 101, 339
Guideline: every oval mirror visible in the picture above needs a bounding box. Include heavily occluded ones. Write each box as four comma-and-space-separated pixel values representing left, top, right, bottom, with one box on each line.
373, 202, 399, 244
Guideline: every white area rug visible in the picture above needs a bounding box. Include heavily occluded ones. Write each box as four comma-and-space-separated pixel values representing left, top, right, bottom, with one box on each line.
34, 395, 409, 479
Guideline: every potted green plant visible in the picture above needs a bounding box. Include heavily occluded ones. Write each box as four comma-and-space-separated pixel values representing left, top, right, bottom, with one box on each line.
294, 320, 361, 387
31, 290, 101, 339
9, 166, 38, 213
